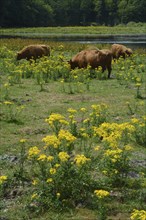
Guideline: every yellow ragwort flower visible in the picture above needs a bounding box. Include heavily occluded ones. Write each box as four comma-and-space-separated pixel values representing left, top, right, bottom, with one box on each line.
130, 209, 146, 220
74, 154, 91, 166
56, 192, 61, 197
3, 101, 13, 105
31, 193, 38, 200
42, 135, 60, 148
37, 154, 47, 161
58, 129, 76, 143
50, 168, 57, 175
45, 113, 68, 126
47, 155, 54, 162
20, 139, 27, 143
54, 163, 61, 168
94, 146, 100, 151
94, 189, 109, 199
80, 107, 86, 112
58, 151, 70, 162
32, 179, 38, 185
67, 108, 77, 114
0, 176, 7, 184
28, 146, 40, 158
46, 178, 53, 183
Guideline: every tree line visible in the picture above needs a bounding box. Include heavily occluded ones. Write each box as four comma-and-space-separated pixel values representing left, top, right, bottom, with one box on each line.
0, 0, 146, 27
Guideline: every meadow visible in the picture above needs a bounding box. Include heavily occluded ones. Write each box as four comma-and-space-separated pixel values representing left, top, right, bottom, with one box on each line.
0, 38, 146, 220
1, 23, 146, 39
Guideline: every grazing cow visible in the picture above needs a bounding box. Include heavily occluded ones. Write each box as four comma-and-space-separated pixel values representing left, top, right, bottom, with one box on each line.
111, 44, 133, 60
69, 49, 112, 78
17, 44, 50, 61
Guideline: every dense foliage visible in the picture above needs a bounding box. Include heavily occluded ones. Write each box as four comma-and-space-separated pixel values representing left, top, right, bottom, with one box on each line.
0, 0, 146, 27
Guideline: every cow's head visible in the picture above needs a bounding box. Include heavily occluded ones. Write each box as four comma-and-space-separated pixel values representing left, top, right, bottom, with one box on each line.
68, 60, 76, 69
126, 48, 133, 56
16, 52, 22, 60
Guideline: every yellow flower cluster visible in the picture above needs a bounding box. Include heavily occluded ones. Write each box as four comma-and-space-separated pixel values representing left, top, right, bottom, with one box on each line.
58, 129, 76, 143
58, 151, 70, 162
31, 193, 38, 200
94, 146, 100, 151
135, 83, 141, 87
80, 107, 86, 112
20, 139, 27, 143
130, 209, 146, 220
131, 118, 139, 124
79, 128, 90, 139
104, 148, 123, 163
45, 113, 68, 126
3, 101, 13, 105
124, 145, 133, 151
42, 135, 60, 148
94, 189, 109, 199
74, 154, 91, 166
0, 175, 7, 184
67, 108, 77, 114
4, 83, 10, 87
47, 155, 54, 162
28, 146, 40, 158
46, 178, 53, 183
37, 154, 47, 161
54, 163, 61, 168
94, 122, 135, 147
91, 104, 107, 111
83, 118, 90, 124
50, 168, 57, 175
32, 179, 38, 185
90, 104, 107, 120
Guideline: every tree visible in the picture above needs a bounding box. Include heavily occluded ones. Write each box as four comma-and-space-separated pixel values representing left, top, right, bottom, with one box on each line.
93, 0, 108, 25
0, 0, 146, 27
0, 0, 54, 27
104, 0, 118, 25
80, 0, 95, 25
0, 0, 12, 27
118, 0, 146, 24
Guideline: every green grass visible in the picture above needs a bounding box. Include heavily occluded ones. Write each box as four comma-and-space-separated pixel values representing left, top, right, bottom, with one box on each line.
0, 23, 146, 39
0, 38, 146, 219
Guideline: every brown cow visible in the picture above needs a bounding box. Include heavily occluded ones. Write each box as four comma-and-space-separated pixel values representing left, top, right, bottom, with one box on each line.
17, 44, 50, 61
69, 49, 112, 78
111, 44, 133, 60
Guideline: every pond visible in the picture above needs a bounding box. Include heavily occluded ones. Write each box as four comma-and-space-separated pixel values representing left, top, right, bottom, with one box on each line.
53, 34, 146, 49
1, 34, 146, 49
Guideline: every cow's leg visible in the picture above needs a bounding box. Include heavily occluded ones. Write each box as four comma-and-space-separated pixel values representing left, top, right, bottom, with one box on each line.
102, 66, 106, 72
122, 53, 126, 59
107, 66, 112, 78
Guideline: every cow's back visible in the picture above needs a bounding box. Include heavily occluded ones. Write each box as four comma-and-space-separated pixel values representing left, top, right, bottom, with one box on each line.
71, 49, 100, 68
17, 44, 50, 60
99, 49, 112, 63
28, 45, 46, 59
84, 50, 100, 68
39, 45, 50, 56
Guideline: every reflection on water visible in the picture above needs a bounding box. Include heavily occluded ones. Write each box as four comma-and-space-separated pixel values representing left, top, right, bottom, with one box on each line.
55, 35, 146, 49
0, 34, 146, 49
78, 41, 146, 49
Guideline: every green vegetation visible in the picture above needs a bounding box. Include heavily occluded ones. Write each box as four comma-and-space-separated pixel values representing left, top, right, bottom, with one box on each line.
0, 0, 146, 27
1, 24, 146, 39
0, 39, 146, 220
